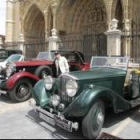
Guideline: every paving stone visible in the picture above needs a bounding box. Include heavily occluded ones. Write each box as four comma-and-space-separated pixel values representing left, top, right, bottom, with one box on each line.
0, 95, 140, 139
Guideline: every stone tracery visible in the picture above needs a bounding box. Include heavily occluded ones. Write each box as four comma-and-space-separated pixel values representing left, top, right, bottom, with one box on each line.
57, 0, 107, 35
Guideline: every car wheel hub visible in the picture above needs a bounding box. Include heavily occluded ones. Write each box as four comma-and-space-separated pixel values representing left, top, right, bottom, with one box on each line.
97, 110, 104, 125
18, 86, 29, 96
42, 71, 48, 78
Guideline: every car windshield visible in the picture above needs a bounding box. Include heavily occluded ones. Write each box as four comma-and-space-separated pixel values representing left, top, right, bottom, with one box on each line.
5, 54, 23, 63
36, 52, 55, 61
90, 56, 129, 71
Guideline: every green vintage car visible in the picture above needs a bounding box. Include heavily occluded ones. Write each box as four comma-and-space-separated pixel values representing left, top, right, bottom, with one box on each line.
30, 56, 140, 139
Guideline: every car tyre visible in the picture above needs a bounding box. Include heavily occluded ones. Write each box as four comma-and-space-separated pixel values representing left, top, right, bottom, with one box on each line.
82, 100, 105, 139
9, 78, 32, 103
35, 66, 53, 79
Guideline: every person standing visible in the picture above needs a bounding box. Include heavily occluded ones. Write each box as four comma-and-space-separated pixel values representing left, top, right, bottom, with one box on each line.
54, 51, 69, 76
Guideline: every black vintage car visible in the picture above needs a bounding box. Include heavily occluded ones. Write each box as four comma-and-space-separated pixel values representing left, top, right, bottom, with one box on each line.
0, 49, 22, 62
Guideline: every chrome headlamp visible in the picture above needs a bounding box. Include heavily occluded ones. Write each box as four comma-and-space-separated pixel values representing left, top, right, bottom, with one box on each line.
6, 64, 16, 77
44, 76, 54, 90
66, 80, 78, 97
50, 95, 60, 107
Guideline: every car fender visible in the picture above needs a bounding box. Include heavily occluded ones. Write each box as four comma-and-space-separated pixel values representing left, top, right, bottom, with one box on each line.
32, 80, 51, 107
63, 85, 131, 117
32, 79, 59, 107
82, 63, 90, 70
6, 72, 40, 90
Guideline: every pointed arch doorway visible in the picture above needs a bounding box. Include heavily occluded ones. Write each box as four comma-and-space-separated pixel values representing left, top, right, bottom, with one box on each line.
57, 0, 108, 62
23, 4, 46, 58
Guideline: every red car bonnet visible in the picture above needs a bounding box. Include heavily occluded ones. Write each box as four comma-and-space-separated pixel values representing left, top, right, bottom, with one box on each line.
14, 60, 53, 67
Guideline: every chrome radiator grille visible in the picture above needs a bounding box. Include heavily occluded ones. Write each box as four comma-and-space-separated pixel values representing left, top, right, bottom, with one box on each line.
58, 75, 73, 105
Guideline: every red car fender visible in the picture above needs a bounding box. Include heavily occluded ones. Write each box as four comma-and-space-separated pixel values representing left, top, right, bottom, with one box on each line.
81, 63, 90, 70
6, 72, 40, 90
69, 62, 90, 71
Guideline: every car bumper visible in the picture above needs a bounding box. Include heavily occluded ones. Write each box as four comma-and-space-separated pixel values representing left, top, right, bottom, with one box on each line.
29, 100, 79, 132
0, 89, 7, 95
0, 77, 7, 95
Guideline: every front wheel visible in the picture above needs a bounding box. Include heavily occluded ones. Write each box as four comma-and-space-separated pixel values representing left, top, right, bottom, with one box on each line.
82, 100, 105, 139
9, 78, 32, 103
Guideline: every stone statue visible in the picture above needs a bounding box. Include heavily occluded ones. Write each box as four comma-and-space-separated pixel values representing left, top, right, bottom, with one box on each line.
110, 19, 119, 30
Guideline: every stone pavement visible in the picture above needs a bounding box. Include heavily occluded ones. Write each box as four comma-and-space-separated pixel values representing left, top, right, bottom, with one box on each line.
0, 95, 140, 139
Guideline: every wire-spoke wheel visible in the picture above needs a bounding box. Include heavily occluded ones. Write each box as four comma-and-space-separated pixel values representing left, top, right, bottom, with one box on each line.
82, 100, 105, 139
9, 78, 32, 102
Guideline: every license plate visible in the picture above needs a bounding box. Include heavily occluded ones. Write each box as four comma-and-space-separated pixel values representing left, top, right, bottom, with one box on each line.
39, 112, 55, 126
54, 115, 73, 132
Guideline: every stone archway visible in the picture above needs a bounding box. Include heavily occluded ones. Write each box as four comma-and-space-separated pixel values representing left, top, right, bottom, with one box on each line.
24, 4, 45, 42
56, 0, 107, 61
115, 0, 123, 29
112, 0, 123, 29
23, 4, 46, 58
57, 0, 107, 35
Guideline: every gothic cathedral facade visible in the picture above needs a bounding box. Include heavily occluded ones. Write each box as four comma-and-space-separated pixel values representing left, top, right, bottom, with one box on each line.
5, 0, 140, 61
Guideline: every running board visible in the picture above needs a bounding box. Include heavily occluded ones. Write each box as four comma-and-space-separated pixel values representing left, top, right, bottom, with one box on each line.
130, 97, 140, 108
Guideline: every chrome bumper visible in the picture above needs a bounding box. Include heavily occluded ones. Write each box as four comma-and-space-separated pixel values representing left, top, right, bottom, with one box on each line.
0, 79, 7, 96
29, 100, 79, 132
0, 90, 7, 96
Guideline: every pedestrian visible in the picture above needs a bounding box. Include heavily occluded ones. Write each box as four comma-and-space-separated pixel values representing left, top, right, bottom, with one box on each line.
54, 51, 69, 76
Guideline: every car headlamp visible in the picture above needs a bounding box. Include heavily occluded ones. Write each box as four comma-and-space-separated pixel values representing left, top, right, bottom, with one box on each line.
50, 95, 60, 107
66, 80, 78, 97
44, 76, 54, 90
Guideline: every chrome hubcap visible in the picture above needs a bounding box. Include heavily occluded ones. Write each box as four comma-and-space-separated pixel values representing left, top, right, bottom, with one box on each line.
20, 87, 28, 94
18, 86, 28, 96
97, 111, 104, 125
42, 71, 48, 79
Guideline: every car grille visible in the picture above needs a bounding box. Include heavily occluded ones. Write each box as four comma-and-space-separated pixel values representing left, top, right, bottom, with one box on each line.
58, 75, 74, 105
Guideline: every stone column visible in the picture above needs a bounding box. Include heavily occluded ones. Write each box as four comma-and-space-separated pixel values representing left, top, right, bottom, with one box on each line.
5, 0, 15, 43
51, 0, 58, 29
48, 29, 59, 51
104, 0, 113, 30
105, 19, 122, 56
123, 19, 131, 57
0, 37, 4, 49
18, 34, 25, 55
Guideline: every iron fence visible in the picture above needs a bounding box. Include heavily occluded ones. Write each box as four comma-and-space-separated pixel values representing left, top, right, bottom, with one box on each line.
2, 33, 107, 62
23, 42, 48, 59
121, 21, 140, 63
58, 33, 107, 62
2, 41, 48, 59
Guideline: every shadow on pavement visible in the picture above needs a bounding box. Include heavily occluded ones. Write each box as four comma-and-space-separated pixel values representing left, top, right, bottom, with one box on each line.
27, 109, 85, 139
0, 95, 14, 104
27, 106, 140, 139
103, 106, 140, 128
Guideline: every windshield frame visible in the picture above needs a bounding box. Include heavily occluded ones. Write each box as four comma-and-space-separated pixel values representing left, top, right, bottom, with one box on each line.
4, 54, 23, 63
90, 56, 129, 71
36, 52, 55, 61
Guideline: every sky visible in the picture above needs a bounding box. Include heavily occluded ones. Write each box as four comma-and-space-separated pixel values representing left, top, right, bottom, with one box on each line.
0, 0, 6, 35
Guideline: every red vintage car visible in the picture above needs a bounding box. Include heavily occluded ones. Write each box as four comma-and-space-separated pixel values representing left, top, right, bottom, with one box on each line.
0, 51, 89, 102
